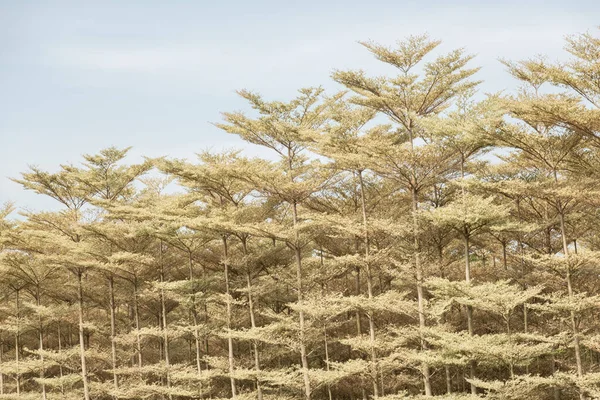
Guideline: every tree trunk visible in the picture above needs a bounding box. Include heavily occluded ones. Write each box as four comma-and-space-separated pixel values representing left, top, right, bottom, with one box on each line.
412, 186, 432, 396
0, 340, 3, 395
324, 326, 333, 400
242, 238, 262, 400
559, 211, 584, 379
109, 276, 118, 393
359, 171, 380, 397
36, 288, 47, 400
188, 251, 203, 379
406, 128, 433, 396
57, 322, 64, 395
77, 271, 90, 400
192, 309, 202, 376
553, 167, 584, 400
15, 288, 20, 396
464, 234, 477, 394
355, 266, 362, 334
292, 200, 312, 400
133, 278, 143, 368
552, 354, 560, 400
222, 235, 237, 398
159, 242, 172, 400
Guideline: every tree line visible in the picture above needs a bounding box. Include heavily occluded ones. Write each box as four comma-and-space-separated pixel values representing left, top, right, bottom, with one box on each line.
1, 31, 600, 400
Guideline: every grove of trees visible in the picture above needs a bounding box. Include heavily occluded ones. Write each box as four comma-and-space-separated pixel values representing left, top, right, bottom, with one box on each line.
1, 30, 600, 400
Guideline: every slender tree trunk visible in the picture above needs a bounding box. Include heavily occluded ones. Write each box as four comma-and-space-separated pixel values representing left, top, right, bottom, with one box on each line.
77, 271, 90, 400
319, 256, 331, 398
68, 324, 72, 347
412, 186, 432, 396
159, 242, 172, 400
282, 144, 312, 400
358, 171, 380, 397
464, 234, 474, 332
457, 155, 477, 393
188, 251, 203, 379
524, 303, 530, 374
506, 316, 516, 379
133, 278, 142, 368
354, 235, 366, 400
551, 165, 584, 398
355, 266, 362, 334
192, 309, 202, 374
15, 289, 20, 396
324, 320, 333, 400
222, 236, 237, 398
291, 200, 311, 400
0, 340, 3, 395
354, 172, 363, 335
437, 243, 453, 395
407, 126, 432, 396
553, 171, 584, 384
202, 261, 210, 362
36, 288, 47, 400
546, 214, 561, 400
158, 314, 163, 362
552, 354, 560, 400
242, 238, 262, 400
108, 276, 118, 393
57, 322, 64, 395
516, 198, 526, 272
559, 213, 584, 379
464, 234, 477, 394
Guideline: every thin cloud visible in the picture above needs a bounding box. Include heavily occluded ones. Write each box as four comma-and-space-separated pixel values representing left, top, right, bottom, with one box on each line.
46, 40, 335, 73
48, 46, 222, 71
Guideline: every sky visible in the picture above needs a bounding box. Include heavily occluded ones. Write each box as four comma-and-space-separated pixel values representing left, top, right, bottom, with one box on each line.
1, 0, 599, 211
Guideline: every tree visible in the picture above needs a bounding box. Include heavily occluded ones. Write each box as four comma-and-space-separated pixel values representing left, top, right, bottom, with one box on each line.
333, 35, 480, 396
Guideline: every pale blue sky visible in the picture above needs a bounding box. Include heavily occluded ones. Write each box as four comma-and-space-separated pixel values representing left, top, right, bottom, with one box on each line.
1, 0, 599, 211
